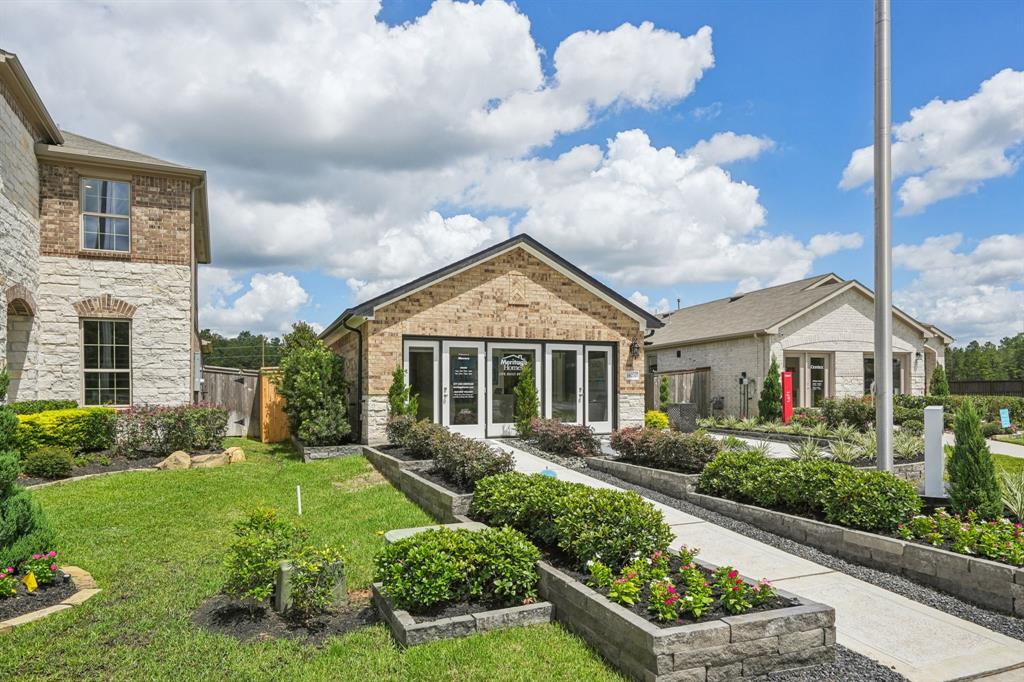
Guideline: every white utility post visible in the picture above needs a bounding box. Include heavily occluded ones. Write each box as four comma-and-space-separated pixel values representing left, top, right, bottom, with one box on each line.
296, 485, 303, 516
924, 406, 945, 497
874, 0, 894, 471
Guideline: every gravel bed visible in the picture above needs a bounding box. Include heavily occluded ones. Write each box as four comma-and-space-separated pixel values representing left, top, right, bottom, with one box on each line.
578, 464, 1024, 643
494, 438, 589, 470
766, 644, 907, 681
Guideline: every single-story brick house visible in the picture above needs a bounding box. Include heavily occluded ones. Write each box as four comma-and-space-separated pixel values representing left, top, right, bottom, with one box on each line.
320, 234, 663, 444
0, 49, 210, 406
645, 274, 953, 418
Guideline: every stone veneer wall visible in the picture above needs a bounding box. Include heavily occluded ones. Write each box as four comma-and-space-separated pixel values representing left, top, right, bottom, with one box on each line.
348, 248, 646, 443
27, 256, 192, 405
0, 73, 42, 399
651, 335, 767, 418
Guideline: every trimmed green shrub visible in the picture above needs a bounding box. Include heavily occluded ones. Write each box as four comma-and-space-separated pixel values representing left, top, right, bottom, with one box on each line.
431, 431, 514, 489
758, 357, 782, 422
470, 472, 672, 570
22, 446, 73, 479
290, 544, 346, 618
223, 508, 306, 607
901, 419, 924, 435
981, 422, 1006, 438
929, 364, 950, 396
893, 405, 922, 425
514, 361, 539, 438
6, 400, 78, 415
824, 470, 923, 531
16, 408, 116, 453
820, 397, 874, 431
659, 376, 670, 412
113, 405, 228, 457
611, 427, 720, 473
530, 417, 600, 457
644, 410, 669, 430
399, 419, 448, 459
384, 414, 416, 447
895, 393, 1024, 427
386, 366, 417, 419
0, 407, 17, 452
0, 369, 8, 402
947, 400, 1002, 519
0, 450, 54, 568
374, 527, 539, 611
274, 322, 351, 446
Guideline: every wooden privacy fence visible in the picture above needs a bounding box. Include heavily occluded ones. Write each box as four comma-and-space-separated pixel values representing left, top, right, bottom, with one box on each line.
198, 365, 290, 442
948, 380, 1024, 397
645, 368, 711, 417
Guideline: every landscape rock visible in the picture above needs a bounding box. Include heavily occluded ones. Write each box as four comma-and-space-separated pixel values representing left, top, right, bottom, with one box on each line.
225, 447, 246, 464
191, 453, 229, 469
156, 451, 191, 470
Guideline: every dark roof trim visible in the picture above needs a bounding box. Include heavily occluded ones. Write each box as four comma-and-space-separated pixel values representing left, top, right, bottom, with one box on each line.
321, 233, 663, 339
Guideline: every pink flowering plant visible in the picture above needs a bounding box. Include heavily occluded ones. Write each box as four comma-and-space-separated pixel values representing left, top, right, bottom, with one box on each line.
20, 550, 60, 585
0, 566, 17, 598
606, 566, 642, 606
649, 578, 682, 622
677, 562, 714, 618
896, 509, 1024, 566
714, 566, 753, 615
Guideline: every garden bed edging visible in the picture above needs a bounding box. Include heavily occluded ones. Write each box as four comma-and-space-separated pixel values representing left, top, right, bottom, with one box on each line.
291, 435, 363, 463
587, 457, 699, 498
394, 465, 473, 524
361, 445, 427, 488
682, 489, 1024, 616
0, 566, 100, 635
538, 561, 835, 681
371, 583, 552, 646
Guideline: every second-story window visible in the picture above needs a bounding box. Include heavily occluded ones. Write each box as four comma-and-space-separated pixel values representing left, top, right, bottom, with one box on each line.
81, 178, 130, 252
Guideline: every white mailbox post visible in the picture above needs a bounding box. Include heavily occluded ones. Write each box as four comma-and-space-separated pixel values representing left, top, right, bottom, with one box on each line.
924, 405, 945, 498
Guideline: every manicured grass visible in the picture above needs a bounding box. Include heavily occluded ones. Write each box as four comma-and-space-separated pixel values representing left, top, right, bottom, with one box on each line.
993, 453, 1024, 476
2, 438, 621, 681
995, 434, 1024, 447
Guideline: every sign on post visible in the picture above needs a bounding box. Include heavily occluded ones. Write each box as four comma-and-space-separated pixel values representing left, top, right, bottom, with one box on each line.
1000, 408, 1011, 430
781, 371, 793, 424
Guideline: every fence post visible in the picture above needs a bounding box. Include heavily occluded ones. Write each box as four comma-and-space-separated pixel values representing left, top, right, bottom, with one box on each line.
924, 405, 945, 498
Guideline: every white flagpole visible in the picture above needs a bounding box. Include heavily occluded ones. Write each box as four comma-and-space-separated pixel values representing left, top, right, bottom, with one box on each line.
874, 0, 894, 471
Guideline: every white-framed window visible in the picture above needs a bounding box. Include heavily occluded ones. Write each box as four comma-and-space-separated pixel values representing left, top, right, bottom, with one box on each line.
82, 319, 131, 406
81, 178, 130, 252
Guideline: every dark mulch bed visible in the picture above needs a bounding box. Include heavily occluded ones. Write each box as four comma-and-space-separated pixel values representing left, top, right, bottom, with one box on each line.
193, 593, 379, 645
407, 598, 519, 622
20, 455, 165, 487
414, 467, 475, 495
0, 571, 75, 622
374, 444, 430, 462
554, 554, 795, 628
850, 454, 924, 467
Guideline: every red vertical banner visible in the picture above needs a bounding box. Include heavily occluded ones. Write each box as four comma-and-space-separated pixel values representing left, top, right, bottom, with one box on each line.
781, 371, 794, 424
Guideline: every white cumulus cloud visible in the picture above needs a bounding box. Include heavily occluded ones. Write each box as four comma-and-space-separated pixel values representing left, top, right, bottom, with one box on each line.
686, 132, 774, 166
199, 271, 311, 337
840, 69, 1024, 214
629, 291, 671, 314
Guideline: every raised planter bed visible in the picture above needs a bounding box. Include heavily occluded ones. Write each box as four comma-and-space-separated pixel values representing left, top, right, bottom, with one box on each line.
362, 445, 429, 488
587, 457, 699, 498
708, 428, 834, 448
394, 465, 473, 524
538, 561, 834, 681
1, 566, 100, 635
291, 435, 363, 463
371, 583, 552, 647
682, 489, 1024, 616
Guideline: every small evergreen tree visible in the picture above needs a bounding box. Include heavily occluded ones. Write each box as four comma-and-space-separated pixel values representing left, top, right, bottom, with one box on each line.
758, 357, 783, 422
514, 361, 539, 438
274, 322, 351, 446
387, 366, 418, 418
929, 364, 950, 396
659, 376, 671, 412
947, 400, 1003, 519
0, 450, 54, 567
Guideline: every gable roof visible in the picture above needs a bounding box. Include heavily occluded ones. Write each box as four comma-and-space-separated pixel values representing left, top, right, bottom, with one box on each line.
40, 131, 195, 171
321, 233, 663, 341
0, 49, 62, 144
648, 274, 948, 349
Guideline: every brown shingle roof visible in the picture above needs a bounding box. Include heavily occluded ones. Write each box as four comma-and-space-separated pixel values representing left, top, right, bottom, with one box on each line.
53, 131, 193, 170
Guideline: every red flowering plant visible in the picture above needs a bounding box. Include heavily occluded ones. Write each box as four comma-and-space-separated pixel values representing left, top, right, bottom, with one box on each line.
0, 566, 17, 598
20, 550, 60, 585
649, 578, 682, 622
713, 566, 753, 615
678, 562, 714, 618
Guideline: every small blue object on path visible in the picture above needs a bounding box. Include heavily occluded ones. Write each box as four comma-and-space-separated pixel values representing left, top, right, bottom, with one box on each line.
540, 467, 557, 478
1001, 408, 1011, 429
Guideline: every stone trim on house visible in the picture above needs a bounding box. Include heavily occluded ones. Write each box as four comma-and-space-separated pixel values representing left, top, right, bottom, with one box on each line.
72, 294, 138, 319
5, 283, 36, 315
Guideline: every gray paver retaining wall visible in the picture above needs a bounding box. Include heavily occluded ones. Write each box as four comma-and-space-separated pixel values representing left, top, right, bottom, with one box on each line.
394, 466, 473, 524
683, 489, 1024, 616
538, 561, 835, 681
292, 435, 363, 463
362, 445, 427, 488
587, 457, 699, 498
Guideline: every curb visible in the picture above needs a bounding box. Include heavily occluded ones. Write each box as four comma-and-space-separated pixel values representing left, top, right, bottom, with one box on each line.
0, 565, 101, 635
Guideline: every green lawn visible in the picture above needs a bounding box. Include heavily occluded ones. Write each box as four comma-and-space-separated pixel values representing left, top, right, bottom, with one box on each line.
993, 453, 1024, 476
995, 434, 1024, 448
3, 438, 621, 681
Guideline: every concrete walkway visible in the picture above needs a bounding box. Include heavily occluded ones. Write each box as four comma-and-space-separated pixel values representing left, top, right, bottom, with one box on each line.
942, 432, 1024, 460
494, 440, 1024, 681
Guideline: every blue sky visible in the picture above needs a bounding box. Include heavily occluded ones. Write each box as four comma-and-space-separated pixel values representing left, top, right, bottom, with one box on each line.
5, 0, 1022, 342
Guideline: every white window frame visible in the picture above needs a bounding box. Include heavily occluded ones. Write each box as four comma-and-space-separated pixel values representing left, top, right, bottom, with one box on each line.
487, 342, 542, 437
402, 340, 440, 423
544, 343, 584, 426
80, 177, 131, 253
81, 318, 132, 407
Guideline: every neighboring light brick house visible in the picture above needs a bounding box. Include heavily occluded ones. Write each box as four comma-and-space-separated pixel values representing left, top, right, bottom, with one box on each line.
321, 234, 662, 444
646, 274, 952, 418
0, 49, 210, 406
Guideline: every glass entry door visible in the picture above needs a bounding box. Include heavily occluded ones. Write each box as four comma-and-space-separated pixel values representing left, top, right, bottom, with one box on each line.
585, 346, 613, 433
545, 344, 583, 425
442, 341, 485, 437
404, 341, 439, 422
487, 343, 541, 436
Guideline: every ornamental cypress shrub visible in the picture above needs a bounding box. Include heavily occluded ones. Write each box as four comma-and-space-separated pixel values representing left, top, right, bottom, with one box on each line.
758, 357, 782, 422
386, 366, 418, 418
948, 400, 1003, 519
274, 322, 351, 446
929, 365, 950, 396
0, 450, 54, 568
514, 361, 539, 437
659, 376, 671, 412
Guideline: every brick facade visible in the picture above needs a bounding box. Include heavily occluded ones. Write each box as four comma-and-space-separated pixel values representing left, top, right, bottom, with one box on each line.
38, 162, 193, 265
334, 247, 648, 443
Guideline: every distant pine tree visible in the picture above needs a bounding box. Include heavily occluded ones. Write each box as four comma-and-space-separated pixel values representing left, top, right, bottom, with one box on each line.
758, 357, 782, 422
947, 400, 1003, 519
929, 364, 950, 396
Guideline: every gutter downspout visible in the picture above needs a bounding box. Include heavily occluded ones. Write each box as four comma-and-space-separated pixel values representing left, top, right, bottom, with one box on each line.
341, 315, 364, 443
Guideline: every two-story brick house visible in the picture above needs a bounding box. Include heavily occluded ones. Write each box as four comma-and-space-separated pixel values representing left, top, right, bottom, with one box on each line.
1, 49, 210, 406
